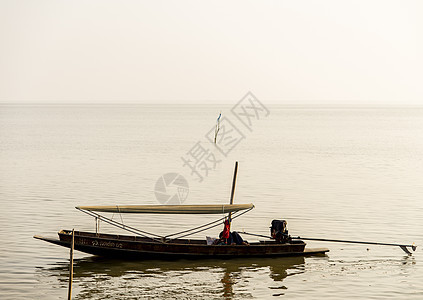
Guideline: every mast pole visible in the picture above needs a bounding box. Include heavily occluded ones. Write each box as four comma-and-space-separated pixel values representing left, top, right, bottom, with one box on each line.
228, 161, 239, 223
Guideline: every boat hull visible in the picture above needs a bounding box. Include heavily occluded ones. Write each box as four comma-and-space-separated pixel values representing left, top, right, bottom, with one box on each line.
34, 230, 329, 259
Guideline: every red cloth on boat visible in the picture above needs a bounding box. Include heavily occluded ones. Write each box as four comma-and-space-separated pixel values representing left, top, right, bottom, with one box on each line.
222, 220, 231, 239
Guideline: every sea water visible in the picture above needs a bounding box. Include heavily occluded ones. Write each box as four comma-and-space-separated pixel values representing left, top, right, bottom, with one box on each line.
0, 104, 422, 299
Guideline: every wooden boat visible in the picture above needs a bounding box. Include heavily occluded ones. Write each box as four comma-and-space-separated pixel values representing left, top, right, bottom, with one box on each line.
34, 203, 329, 259
34, 229, 328, 259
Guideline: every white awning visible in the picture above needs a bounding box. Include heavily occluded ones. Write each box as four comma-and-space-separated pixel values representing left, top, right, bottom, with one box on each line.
76, 204, 254, 214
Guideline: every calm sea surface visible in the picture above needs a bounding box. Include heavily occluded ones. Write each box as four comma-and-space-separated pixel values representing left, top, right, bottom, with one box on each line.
0, 104, 422, 299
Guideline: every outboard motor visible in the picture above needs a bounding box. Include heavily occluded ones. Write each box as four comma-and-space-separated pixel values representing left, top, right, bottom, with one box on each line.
270, 220, 291, 243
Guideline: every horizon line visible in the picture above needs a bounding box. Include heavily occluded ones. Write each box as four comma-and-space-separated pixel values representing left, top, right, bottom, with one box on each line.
1, 102, 423, 109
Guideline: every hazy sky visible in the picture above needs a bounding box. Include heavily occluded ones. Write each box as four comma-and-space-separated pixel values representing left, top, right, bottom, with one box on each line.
1, 0, 421, 104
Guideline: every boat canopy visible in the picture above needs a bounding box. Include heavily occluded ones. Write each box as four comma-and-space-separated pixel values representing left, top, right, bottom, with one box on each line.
76, 204, 254, 214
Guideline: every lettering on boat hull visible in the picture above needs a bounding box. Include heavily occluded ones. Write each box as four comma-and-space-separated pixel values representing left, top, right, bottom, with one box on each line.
91, 240, 123, 249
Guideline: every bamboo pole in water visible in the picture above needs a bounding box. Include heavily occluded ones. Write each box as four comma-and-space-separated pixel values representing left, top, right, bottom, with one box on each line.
67, 229, 74, 300
214, 112, 221, 143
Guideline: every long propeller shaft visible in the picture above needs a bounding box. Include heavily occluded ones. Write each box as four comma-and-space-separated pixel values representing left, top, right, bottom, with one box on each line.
241, 231, 416, 254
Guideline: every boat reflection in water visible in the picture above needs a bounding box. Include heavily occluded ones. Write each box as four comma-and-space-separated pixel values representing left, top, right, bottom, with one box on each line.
36, 255, 320, 299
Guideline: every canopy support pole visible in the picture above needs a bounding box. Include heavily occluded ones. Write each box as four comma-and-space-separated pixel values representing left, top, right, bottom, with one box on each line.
167, 206, 253, 241
95, 217, 99, 235
77, 207, 164, 240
